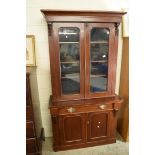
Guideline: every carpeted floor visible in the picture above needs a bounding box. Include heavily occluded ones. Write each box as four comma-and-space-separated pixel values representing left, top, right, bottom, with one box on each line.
42, 134, 129, 155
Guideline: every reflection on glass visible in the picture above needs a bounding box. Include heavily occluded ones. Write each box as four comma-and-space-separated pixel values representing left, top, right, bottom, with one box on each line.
61, 63, 80, 77
91, 44, 108, 61
91, 62, 108, 75
90, 77, 107, 92
90, 28, 109, 93
60, 44, 79, 62
59, 27, 80, 95
62, 78, 80, 94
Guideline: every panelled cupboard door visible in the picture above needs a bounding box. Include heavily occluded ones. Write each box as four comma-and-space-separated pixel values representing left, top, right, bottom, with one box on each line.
51, 23, 85, 100
59, 114, 86, 145
87, 111, 111, 142
85, 23, 116, 98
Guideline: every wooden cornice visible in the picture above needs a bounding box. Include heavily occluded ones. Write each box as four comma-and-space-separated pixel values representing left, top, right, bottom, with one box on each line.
41, 9, 126, 23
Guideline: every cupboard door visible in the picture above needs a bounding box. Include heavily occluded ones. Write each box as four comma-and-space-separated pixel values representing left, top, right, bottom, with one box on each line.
51, 23, 85, 100
85, 23, 116, 98
59, 114, 86, 145
87, 112, 110, 142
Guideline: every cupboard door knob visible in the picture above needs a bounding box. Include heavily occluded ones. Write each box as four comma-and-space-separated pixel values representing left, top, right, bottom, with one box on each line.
98, 104, 107, 110
67, 107, 76, 113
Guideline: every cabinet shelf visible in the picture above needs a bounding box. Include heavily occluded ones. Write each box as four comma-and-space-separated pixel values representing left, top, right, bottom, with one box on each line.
90, 75, 107, 78
91, 41, 108, 44
60, 61, 79, 64
61, 76, 79, 79
59, 42, 79, 44
90, 60, 107, 63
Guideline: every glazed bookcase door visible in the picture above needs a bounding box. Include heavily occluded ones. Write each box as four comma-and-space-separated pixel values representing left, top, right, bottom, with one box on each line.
52, 23, 85, 100
85, 23, 115, 98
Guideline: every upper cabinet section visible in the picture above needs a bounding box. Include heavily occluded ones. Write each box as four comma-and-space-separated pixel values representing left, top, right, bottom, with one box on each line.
41, 10, 126, 101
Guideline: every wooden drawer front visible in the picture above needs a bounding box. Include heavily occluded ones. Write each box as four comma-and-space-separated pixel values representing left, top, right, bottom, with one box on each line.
26, 122, 35, 138
26, 138, 38, 154
57, 103, 113, 115
26, 106, 33, 121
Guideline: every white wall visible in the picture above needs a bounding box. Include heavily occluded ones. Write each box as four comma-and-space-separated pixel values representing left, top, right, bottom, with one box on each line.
26, 0, 128, 137
29, 68, 43, 138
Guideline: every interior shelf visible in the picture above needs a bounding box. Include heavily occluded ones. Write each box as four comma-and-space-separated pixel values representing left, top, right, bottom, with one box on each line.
60, 61, 79, 64
59, 42, 79, 44
61, 76, 79, 79
90, 75, 107, 78
90, 60, 107, 63
90, 41, 108, 44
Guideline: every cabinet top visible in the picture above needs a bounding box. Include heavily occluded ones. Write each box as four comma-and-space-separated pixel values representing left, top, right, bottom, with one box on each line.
41, 9, 126, 23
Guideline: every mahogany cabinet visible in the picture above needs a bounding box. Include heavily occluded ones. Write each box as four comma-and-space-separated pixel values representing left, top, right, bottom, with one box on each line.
26, 73, 44, 155
41, 10, 126, 151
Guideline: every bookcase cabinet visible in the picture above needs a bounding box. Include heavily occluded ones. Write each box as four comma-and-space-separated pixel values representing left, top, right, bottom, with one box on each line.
41, 10, 126, 151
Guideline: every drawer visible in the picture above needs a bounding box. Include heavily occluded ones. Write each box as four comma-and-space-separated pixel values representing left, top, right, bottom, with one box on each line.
26, 106, 33, 121
50, 100, 122, 116
26, 138, 38, 154
26, 122, 35, 138
58, 102, 113, 115
51, 102, 121, 115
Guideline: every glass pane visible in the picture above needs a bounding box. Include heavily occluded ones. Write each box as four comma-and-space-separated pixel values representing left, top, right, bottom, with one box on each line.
61, 78, 80, 94
59, 27, 80, 95
60, 44, 79, 62
90, 28, 109, 93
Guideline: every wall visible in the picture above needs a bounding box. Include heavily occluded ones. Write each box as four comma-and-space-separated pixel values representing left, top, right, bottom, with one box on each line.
28, 68, 43, 138
26, 0, 128, 137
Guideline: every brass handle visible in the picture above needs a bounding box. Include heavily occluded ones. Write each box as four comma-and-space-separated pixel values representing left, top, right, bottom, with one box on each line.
98, 104, 107, 110
67, 107, 76, 113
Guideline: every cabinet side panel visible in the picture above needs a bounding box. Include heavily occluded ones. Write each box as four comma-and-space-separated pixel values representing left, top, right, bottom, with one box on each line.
51, 116, 61, 148
109, 111, 117, 138
111, 23, 120, 94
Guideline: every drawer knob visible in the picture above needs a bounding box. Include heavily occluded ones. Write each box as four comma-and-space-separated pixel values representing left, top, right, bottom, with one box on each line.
99, 104, 107, 110
67, 107, 76, 113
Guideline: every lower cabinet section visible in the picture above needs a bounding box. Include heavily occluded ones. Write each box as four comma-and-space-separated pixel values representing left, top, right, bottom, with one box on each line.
51, 108, 119, 151
50, 97, 123, 151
